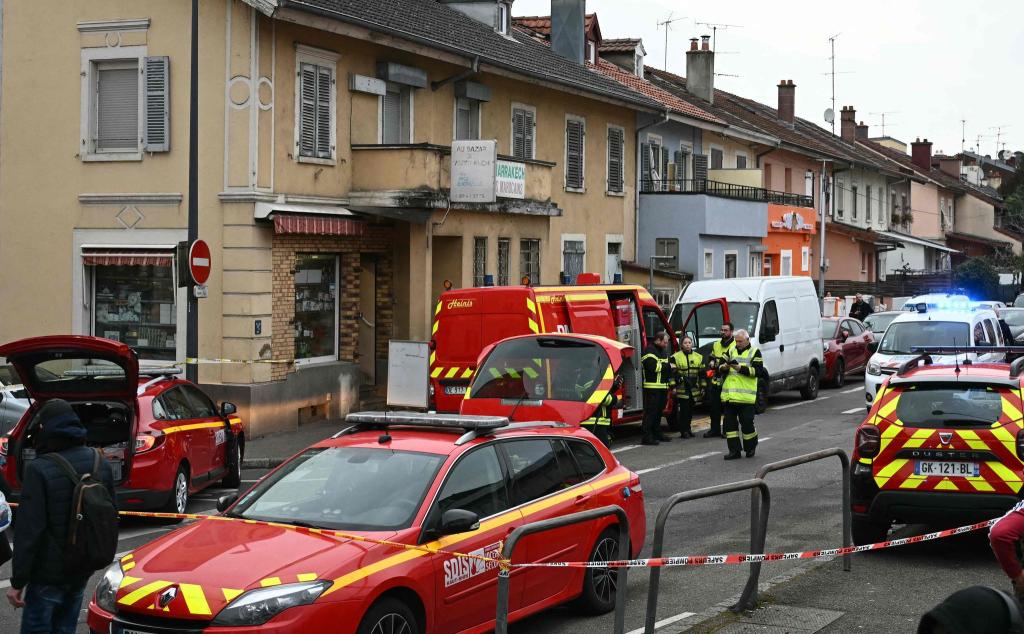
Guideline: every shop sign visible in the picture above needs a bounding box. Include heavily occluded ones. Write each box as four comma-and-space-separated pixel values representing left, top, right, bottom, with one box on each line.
496, 160, 526, 199
451, 140, 497, 203
770, 210, 814, 232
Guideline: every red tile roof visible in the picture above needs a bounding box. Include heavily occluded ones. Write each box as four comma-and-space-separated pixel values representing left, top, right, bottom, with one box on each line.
599, 38, 641, 53
513, 14, 598, 37
593, 59, 723, 124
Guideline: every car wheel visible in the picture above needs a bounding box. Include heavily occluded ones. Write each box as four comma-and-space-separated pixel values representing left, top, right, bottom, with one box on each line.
833, 360, 846, 388
573, 528, 621, 615
852, 517, 889, 546
357, 597, 419, 634
159, 464, 189, 522
799, 365, 819, 400
221, 436, 242, 488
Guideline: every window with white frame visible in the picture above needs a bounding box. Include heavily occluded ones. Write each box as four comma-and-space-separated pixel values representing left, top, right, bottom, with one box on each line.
866, 185, 873, 222
749, 252, 761, 276
511, 104, 535, 160
710, 146, 724, 170
804, 170, 814, 197
801, 246, 810, 271
675, 143, 691, 183
81, 46, 171, 160
655, 238, 679, 270
520, 239, 541, 285
851, 184, 859, 220
295, 46, 338, 162
703, 250, 714, 278
836, 179, 845, 218
735, 152, 748, 169
607, 126, 625, 194
381, 83, 412, 144
780, 250, 793, 275
634, 52, 644, 77
565, 116, 586, 191
724, 252, 738, 278
496, 2, 511, 34
454, 97, 480, 140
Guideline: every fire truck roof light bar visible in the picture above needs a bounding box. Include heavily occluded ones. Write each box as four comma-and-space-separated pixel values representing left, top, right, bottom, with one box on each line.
338, 411, 510, 437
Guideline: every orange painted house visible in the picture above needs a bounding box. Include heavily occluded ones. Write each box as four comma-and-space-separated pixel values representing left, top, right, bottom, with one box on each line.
763, 203, 817, 276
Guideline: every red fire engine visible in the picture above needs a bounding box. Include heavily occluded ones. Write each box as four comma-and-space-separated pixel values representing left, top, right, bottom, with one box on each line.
430, 274, 676, 421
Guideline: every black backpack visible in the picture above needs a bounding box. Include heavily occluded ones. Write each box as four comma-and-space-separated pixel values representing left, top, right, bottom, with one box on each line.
43, 450, 119, 576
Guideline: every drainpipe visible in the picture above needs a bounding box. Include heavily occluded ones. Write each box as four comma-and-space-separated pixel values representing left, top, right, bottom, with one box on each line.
635, 111, 670, 265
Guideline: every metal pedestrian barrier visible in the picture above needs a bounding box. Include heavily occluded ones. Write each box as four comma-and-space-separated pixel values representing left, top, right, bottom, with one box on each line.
495, 505, 631, 634
644, 479, 771, 634
734, 448, 852, 612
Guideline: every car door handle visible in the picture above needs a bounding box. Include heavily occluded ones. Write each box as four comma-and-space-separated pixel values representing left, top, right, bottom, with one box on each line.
573, 494, 591, 506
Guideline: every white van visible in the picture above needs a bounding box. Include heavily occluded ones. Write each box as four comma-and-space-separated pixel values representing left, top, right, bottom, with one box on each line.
864, 307, 1006, 406
670, 276, 824, 401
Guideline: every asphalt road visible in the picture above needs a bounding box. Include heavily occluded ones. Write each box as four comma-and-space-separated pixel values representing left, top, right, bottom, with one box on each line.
0, 378, 1009, 633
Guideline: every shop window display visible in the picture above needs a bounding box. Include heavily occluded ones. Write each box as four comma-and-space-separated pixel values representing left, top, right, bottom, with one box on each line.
295, 254, 339, 362
93, 264, 177, 361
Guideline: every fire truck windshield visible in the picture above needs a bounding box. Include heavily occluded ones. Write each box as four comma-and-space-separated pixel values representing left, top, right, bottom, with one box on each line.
470, 337, 611, 403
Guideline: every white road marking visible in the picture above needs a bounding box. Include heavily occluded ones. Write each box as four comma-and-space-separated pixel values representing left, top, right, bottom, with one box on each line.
772, 396, 830, 411
842, 407, 865, 414
612, 445, 640, 454
626, 611, 697, 634
636, 452, 721, 475
841, 387, 863, 394
760, 437, 772, 442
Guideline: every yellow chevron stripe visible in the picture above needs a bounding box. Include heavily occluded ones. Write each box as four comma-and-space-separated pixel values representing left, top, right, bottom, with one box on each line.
119, 580, 172, 606
260, 577, 282, 587
121, 576, 142, 589
432, 321, 439, 334
898, 477, 924, 489
955, 430, 989, 451
526, 297, 537, 313
902, 428, 933, 449
461, 368, 474, 379
429, 351, 436, 365
1003, 396, 1023, 421
178, 583, 212, 616
296, 573, 318, 582
445, 367, 460, 379
223, 588, 243, 602
933, 479, 958, 491
877, 458, 908, 478
435, 302, 443, 315
431, 367, 444, 379
528, 318, 540, 333
878, 394, 899, 419
990, 461, 1020, 484
969, 478, 996, 492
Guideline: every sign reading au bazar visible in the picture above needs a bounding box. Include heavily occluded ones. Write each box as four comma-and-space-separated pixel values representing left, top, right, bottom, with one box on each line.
450, 139, 526, 203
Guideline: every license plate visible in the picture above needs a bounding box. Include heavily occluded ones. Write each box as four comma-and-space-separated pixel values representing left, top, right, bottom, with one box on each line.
444, 385, 468, 395
915, 460, 979, 477
114, 627, 155, 634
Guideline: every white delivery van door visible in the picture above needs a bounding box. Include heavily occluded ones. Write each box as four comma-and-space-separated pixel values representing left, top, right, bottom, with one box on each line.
776, 296, 800, 377
757, 299, 782, 380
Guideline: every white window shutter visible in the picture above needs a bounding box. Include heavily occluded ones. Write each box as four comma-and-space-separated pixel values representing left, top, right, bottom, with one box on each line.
143, 56, 169, 152
315, 65, 332, 158
298, 63, 317, 156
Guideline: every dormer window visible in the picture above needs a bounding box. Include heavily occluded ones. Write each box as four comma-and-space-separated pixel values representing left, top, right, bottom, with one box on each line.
497, 2, 510, 35
634, 51, 643, 77
586, 40, 596, 63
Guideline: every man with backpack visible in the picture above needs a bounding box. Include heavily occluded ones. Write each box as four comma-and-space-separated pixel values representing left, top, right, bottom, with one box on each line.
6, 399, 117, 634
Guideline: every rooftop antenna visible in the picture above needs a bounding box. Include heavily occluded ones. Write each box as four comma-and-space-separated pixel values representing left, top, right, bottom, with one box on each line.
694, 20, 743, 55
869, 111, 899, 137
827, 33, 841, 134
656, 13, 687, 70
961, 119, 966, 155
975, 133, 993, 154
990, 125, 1011, 156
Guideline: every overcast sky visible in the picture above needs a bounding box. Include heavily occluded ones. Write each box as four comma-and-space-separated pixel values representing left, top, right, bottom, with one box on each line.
513, 0, 1021, 158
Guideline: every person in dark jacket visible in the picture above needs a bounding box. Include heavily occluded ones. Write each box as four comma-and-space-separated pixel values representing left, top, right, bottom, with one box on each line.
849, 294, 874, 322
918, 585, 1023, 633
640, 331, 673, 445
6, 399, 115, 634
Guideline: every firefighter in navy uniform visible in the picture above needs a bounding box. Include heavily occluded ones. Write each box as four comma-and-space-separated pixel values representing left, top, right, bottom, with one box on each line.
581, 375, 624, 448
670, 335, 703, 439
641, 330, 673, 445
703, 323, 735, 438
719, 328, 762, 459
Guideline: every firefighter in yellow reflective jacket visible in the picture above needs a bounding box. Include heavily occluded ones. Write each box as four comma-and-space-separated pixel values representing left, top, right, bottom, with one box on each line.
669, 336, 703, 439
581, 375, 624, 447
641, 330, 674, 445
703, 323, 735, 439
719, 329, 762, 460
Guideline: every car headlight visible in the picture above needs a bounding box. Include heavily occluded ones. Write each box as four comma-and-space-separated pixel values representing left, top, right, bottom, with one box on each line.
95, 561, 125, 613
867, 362, 881, 376
823, 342, 830, 352
211, 581, 331, 626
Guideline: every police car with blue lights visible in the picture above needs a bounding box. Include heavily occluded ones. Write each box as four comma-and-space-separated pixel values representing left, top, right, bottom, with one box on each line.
865, 302, 1007, 406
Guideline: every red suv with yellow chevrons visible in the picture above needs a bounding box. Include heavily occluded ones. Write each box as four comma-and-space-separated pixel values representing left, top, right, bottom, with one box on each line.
851, 351, 1024, 544
86, 412, 645, 634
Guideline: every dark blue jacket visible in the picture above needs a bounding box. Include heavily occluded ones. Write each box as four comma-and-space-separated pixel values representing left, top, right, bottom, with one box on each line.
11, 446, 115, 589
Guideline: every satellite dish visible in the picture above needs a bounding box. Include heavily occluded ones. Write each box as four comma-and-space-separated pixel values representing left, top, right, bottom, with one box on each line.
824, 108, 835, 124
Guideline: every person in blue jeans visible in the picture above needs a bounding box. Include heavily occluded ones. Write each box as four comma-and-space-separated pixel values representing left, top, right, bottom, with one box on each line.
5, 399, 115, 634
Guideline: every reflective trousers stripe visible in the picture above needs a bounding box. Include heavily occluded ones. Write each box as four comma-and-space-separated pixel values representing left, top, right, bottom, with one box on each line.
725, 431, 740, 439
742, 431, 759, 440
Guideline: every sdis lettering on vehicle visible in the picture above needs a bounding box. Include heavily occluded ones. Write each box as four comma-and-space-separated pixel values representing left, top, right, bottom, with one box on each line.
443, 541, 502, 587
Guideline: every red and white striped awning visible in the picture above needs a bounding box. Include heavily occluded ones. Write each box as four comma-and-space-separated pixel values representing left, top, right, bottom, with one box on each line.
272, 213, 365, 236
83, 250, 174, 266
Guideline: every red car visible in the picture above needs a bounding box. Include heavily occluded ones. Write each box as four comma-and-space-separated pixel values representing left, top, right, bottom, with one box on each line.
821, 317, 874, 387
86, 412, 645, 634
0, 335, 244, 515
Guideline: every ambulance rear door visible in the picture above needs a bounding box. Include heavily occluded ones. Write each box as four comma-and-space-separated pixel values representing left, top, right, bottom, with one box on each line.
564, 294, 617, 340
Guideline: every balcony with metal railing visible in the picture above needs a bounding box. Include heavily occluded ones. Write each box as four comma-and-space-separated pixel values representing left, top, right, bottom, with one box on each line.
640, 178, 814, 208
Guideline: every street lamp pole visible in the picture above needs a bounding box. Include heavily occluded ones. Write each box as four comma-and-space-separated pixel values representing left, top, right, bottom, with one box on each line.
186, 0, 199, 382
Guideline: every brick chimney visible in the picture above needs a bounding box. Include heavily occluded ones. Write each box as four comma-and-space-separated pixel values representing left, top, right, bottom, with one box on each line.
839, 106, 856, 142
777, 80, 795, 124
855, 121, 869, 140
934, 155, 961, 179
551, 0, 586, 64
911, 138, 933, 171
686, 34, 715, 104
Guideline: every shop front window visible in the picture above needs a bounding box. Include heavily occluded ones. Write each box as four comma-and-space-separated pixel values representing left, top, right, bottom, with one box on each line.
294, 254, 339, 363
92, 260, 177, 362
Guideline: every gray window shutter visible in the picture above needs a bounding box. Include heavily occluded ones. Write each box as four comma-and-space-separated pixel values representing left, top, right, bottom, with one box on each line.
315, 65, 332, 158
298, 63, 317, 156
383, 86, 402, 144
661, 146, 670, 191
524, 110, 535, 159
693, 153, 709, 182
566, 119, 584, 189
607, 128, 623, 193
143, 56, 169, 152
673, 150, 684, 183
96, 63, 139, 151
512, 109, 526, 158
640, 142, 651, 192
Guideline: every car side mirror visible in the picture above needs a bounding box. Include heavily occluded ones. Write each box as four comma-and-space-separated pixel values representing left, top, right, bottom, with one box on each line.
220, 402, 237, 417
868, 341, 879, 353
216, 493, 239, 513
438, 509, 480, 536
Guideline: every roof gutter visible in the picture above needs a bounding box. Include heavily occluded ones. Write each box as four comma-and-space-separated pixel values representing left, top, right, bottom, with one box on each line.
273, 0, 662, 113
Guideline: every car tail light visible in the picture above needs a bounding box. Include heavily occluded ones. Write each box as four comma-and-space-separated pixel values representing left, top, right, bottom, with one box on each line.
856, 426, 880, 458
1017, 430, 1024, 460
134, 432, 164, 453
0, 436, 7, 456
852, 503, 868, 514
